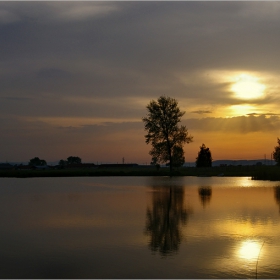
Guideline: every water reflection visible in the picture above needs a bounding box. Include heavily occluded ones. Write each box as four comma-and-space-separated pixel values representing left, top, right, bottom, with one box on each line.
238, 240, 262, 260
2, 177, 280, 278
145, 184, 192, 256
274, 186, 280, 213
198, 186, 212, 208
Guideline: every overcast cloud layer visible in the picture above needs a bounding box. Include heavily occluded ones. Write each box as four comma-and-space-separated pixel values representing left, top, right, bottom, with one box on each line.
1, 2, 280, 162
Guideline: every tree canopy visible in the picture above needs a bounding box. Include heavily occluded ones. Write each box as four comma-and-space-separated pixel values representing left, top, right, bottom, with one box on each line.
273, 138, 280, 165
196, 144, 212, 167
29, 157, 47, 166
58, 156, 82, 166
142, 96, 193, 173
67, 156, 82, 165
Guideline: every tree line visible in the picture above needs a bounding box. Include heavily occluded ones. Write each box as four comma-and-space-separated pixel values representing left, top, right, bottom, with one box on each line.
28, 156, 82, 167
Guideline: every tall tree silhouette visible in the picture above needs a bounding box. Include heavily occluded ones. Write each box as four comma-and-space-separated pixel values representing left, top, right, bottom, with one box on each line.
196, 144, 212, 167
142, 96, 193, 174
145, 184, 192, 256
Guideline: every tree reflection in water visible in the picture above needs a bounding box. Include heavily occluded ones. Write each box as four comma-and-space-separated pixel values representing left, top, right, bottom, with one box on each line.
198, 187, 212, 208
145, 185, 192, 256
274, 186, 280, 213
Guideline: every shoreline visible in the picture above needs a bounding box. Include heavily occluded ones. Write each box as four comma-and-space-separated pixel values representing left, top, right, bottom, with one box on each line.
0, 165, 279, 180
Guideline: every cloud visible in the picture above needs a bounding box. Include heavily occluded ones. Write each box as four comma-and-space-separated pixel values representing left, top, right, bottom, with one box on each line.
0, 2, 120, 25
0, 9, 20, 24
191, 110, 212, 115
53, 2, 120, 21
185, 115, 280, 134
247, 112, 280, 116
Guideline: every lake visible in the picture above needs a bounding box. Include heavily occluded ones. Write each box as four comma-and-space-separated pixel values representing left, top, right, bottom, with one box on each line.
0, 176, 280, 278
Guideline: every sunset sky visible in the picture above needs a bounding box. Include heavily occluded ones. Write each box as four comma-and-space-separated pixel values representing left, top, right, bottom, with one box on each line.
1, 1, 280, 164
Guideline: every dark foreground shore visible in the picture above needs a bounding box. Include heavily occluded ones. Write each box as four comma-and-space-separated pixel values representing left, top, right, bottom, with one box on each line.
0, 165, 279, 180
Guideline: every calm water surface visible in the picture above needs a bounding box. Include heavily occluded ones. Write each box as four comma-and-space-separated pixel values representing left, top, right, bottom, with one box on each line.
0, 176, 280, 278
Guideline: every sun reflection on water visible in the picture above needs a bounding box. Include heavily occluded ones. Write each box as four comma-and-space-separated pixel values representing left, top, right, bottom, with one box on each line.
238, 240, 262, 260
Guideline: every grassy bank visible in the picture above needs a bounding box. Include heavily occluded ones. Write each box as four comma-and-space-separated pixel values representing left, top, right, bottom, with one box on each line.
0, 165, 279, 180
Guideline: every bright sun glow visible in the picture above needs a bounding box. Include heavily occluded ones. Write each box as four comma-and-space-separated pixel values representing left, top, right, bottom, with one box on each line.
238, 240, 261, 260
229, 104, 256, 116
231, 74, 266, 99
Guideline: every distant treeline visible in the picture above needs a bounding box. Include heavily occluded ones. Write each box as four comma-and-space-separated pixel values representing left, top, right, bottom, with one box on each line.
0, 164, 279, 180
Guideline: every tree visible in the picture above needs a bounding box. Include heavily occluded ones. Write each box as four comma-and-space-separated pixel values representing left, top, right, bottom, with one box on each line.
59, 159, 67, 167
142, 96, 193, 173
196, 144, 212, 167
273, 138, 280, 165
29, 157, 47, 166
172, 145, 185, 167
67, 156, 82, 165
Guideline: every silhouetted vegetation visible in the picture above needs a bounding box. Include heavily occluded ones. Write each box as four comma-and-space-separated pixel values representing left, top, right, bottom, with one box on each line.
142, 96, 193, 174
196, 144, 212, 167
145, 184, 192, 255
67, 156, 82, 164
28, 157, 47, 167
273, 138, 280, 166
59, 159, 67, 167
59, 156, 82, 167
1, 164, 280, 180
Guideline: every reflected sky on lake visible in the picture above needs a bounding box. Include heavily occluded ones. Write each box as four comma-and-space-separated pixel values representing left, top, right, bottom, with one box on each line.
0, 177, 280, 278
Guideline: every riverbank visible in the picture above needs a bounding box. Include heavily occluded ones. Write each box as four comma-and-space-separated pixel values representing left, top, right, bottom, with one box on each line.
0, 165, 279, 180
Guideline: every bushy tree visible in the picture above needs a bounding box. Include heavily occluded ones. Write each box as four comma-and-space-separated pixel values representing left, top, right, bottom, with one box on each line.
196, 144, 212, 167
273, 138, 280, 165
172, 146, 185, 167
29, 157, 47, 166
142, 96, 193, 173
67, 156, 82, 165
59, 159, 67, 167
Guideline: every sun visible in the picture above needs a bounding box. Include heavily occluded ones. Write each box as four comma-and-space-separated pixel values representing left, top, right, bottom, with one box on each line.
231, 74, 266, 100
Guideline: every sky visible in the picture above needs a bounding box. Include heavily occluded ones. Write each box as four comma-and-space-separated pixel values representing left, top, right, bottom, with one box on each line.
1, 1, 280, 164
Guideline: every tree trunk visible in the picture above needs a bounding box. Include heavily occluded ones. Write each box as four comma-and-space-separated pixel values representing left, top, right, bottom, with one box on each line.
167, 142, 173, 176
